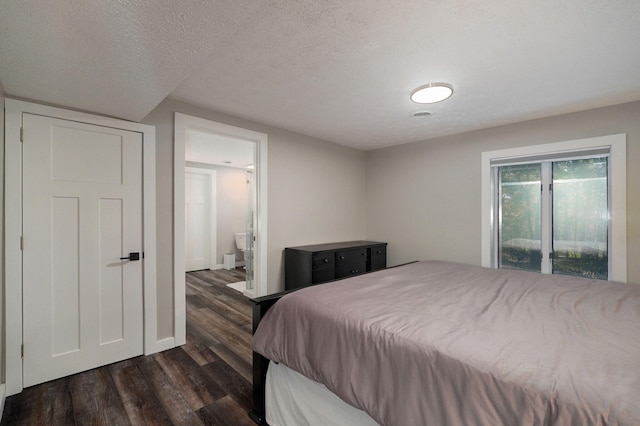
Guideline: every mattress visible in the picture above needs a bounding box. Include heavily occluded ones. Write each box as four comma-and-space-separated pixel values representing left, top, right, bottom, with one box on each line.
253, 261, 640, 425
266, 361, 378, 426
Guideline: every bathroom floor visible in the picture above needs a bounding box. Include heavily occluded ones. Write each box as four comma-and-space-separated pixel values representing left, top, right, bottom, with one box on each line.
187, 267, 250, 296
187, 267, 246, 288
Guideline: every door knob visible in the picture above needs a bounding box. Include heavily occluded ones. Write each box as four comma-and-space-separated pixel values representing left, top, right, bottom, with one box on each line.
120, 252, 140, 261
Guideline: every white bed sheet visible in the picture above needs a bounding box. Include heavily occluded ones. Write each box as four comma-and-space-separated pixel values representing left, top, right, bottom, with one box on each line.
266, 361, 379, 426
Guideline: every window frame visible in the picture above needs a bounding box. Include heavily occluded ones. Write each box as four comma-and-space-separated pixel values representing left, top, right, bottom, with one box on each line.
481, 134, 627, 282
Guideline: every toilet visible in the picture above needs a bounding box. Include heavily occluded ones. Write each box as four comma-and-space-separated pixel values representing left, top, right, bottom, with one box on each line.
235, 232, 247, 260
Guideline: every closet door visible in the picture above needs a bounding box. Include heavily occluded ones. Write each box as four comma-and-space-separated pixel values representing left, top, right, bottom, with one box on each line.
22, 113, 144, 387
185, 167, 216, 271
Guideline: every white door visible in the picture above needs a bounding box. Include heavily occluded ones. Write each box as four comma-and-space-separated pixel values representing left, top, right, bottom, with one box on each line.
185, 168, 216, 272
22, 113, 144, 387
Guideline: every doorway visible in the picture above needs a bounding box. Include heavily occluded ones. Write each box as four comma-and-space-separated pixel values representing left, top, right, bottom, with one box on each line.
174, 113, 268, 347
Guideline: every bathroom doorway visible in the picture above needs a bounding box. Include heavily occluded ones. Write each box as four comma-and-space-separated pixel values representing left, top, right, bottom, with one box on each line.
184, 137, 251, 276
174, 113, 268, 346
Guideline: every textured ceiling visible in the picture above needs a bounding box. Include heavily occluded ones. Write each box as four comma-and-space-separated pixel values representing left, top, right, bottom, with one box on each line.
0, 0, 257, 121
1, 1, 640, 150
186, 129, 254, 169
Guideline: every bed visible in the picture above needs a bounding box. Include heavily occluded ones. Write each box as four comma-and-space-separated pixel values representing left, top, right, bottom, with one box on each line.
250, 261, 640, 425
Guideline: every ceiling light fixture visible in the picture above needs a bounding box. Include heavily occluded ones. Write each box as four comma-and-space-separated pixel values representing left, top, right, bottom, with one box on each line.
410, 83, 453, 104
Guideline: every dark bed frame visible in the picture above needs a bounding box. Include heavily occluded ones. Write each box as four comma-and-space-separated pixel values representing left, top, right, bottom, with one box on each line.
247, 263, 416, 424
247, 288, 300, 425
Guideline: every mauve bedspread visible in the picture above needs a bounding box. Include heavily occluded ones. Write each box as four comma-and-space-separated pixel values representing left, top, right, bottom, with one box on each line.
252, 261, 640, 425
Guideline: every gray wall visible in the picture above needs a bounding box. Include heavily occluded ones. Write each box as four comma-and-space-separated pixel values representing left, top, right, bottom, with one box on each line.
366, 100, 640, 284
143, 98, 367, 339
1, 85, 5, 384
4, 93, 637, 350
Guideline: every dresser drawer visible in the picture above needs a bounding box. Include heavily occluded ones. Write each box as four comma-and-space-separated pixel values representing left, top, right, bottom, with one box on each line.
370, 245, 386, 257
312, 252, 334, 268
312, 267, 335, 283
336, 260, 367, 279
370, 244, 387, 271
335, 248, 368, 266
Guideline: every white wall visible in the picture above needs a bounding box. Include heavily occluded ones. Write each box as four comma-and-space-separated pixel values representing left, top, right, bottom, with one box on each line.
366, 100, 640, 284
143, 98, 367, 339
215, 167, 249, 262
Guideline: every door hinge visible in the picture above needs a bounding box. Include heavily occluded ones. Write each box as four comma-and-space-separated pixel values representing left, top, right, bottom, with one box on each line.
549, 183, 553, 192
20, 236, 24, 250
21, 344, 24, 358
20, 127, 24, 142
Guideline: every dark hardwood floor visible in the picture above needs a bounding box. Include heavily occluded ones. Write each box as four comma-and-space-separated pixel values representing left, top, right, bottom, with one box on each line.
2, 268, 254, 425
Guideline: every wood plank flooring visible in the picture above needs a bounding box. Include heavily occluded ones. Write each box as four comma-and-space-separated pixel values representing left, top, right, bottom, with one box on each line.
2, 268, 254, 425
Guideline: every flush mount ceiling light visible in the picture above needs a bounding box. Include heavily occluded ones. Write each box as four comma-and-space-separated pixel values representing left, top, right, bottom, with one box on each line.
410, 83, 453, 104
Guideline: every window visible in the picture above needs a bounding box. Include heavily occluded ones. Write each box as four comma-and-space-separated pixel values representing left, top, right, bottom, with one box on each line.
481, 134, 627, 282
497, 157, 608, 279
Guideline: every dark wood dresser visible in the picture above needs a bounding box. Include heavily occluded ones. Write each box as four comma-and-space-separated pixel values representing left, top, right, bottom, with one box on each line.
284, 240, 387, 290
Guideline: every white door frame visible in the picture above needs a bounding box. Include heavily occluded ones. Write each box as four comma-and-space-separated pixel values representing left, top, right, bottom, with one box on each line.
174, 113, 268, 345
4, 99, 158, 396
185, 166, 217, 271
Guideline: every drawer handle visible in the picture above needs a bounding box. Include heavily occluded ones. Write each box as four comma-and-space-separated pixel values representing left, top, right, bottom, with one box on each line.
361, 252, 366, 256
324, 258, 329, 263
339, 256, 345, 260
